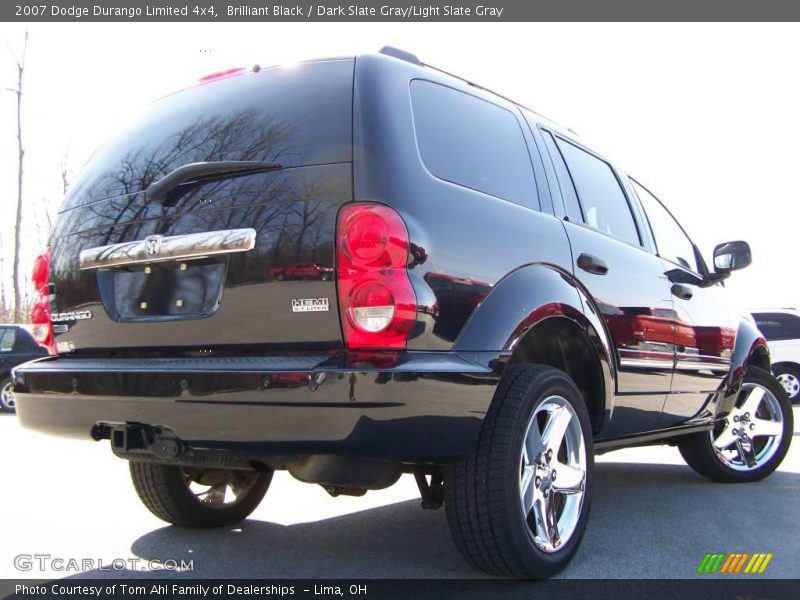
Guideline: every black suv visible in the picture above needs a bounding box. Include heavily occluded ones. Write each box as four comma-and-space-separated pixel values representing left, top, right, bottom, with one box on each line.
14, 48, 793, 578
1, 325, 47, 412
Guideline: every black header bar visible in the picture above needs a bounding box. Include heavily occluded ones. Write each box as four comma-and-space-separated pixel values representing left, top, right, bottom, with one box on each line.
2, 579, 800, 600
4, 0, 800, 22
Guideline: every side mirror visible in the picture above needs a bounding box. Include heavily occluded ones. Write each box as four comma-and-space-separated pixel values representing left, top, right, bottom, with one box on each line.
713, 240, 751, 272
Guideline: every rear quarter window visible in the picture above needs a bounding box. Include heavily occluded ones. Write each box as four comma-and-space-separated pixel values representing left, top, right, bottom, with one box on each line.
410, 80, 537, 209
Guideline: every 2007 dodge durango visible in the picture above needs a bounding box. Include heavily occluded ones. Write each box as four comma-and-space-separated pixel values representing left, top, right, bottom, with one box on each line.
14, 47, 792, 578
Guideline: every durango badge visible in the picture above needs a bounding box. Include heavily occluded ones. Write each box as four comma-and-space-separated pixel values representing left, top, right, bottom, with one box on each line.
51, 310, 93, 322
291, 298, 329, 313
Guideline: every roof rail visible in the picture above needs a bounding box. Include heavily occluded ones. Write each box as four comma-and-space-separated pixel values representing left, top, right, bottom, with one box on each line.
379, 46, 422, 65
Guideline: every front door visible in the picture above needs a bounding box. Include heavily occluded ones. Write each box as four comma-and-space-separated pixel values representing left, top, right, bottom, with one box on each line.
630, 180, 735, 427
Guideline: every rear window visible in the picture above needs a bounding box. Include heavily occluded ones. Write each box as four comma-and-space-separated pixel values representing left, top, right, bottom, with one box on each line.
410, 80, 537, 209
63, 59, 354, 210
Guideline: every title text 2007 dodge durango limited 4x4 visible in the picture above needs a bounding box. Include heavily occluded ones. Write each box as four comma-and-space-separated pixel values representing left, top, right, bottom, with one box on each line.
14, 47, 793, 578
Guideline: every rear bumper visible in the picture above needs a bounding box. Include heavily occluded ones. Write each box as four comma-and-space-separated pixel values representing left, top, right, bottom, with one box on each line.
13, 352, 502, 462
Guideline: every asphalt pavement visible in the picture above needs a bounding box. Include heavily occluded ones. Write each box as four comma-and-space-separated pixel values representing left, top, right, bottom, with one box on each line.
1, 408, 798, 580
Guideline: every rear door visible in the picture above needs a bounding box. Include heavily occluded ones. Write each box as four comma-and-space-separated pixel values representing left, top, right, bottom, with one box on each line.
539, 130, 675, 438
48, 59, 354, 354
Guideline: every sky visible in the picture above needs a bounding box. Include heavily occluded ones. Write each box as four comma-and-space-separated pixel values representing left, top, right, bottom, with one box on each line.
0, 22, 797, 312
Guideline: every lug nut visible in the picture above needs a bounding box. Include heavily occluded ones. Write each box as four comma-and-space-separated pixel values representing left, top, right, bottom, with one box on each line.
733, 416, 739, 422
732, 429, 738, 435
749, 424, 755, 431
551, 470, 557, 481
535, 476, 542, 487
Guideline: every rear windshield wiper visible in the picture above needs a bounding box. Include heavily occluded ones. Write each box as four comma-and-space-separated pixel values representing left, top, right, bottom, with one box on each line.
147, 161, 283, 205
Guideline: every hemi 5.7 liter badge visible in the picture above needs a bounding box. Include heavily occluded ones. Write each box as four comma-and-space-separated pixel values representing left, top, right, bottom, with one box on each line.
292, 298, 330, 313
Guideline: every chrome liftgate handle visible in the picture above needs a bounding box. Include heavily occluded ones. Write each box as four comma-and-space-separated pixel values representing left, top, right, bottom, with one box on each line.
78, 228, 257, 270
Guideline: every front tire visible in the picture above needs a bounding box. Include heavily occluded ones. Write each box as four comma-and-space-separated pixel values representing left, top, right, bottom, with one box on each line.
678, 367, 793, 483
445, 365, 593, 579
129, 462, 271, 528
1, 377, 15, 413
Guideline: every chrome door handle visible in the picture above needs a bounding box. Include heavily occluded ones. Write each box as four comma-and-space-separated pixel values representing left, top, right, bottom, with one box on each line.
671, 283, 694, 300
577, 253, 609, 275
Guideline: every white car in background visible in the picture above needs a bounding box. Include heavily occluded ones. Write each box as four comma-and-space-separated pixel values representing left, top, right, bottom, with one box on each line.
752, 309, 800, 403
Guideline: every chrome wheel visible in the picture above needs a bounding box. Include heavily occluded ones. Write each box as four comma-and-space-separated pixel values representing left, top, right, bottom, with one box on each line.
519, 395, 587, 553
710, 383, 784, 472
776, 372, 799, 400
1, 380, 15, 411
182, 468, 263, 508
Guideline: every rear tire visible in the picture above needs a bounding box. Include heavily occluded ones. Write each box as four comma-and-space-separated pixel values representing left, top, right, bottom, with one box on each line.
129, 462, 271, 528
678, 367, 793, 483
445, 364, 593, 579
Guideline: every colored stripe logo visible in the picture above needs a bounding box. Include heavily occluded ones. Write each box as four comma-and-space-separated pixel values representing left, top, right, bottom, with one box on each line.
697, 552, 773, 574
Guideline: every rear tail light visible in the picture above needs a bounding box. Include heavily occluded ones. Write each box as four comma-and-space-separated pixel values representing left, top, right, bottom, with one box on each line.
30, 249, 55, 354
336, 203, 416, 350
32, 251, 50, 293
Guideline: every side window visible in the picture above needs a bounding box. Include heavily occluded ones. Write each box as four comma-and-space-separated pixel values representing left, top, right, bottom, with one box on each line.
410, 80, 538, 209
555, 137, 641, 246
753, 313, 800, 341
0, 328, 15, 352
539, 130, 583, 223
632, 180, 698, 272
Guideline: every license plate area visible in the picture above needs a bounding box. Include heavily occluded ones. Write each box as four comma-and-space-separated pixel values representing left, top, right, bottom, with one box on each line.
97, 258, 226, 322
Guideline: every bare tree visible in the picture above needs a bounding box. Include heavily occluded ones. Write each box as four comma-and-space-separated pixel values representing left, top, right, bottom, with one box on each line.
3, 30, 29, 323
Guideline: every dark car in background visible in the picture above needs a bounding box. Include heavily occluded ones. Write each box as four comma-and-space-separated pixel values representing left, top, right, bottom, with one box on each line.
12, 47, 792, 578
0, 325, 47, 412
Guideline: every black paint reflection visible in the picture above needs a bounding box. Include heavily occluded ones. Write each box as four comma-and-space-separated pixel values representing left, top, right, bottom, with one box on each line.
423, 273, 493, 342
269, 263, 334, 281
